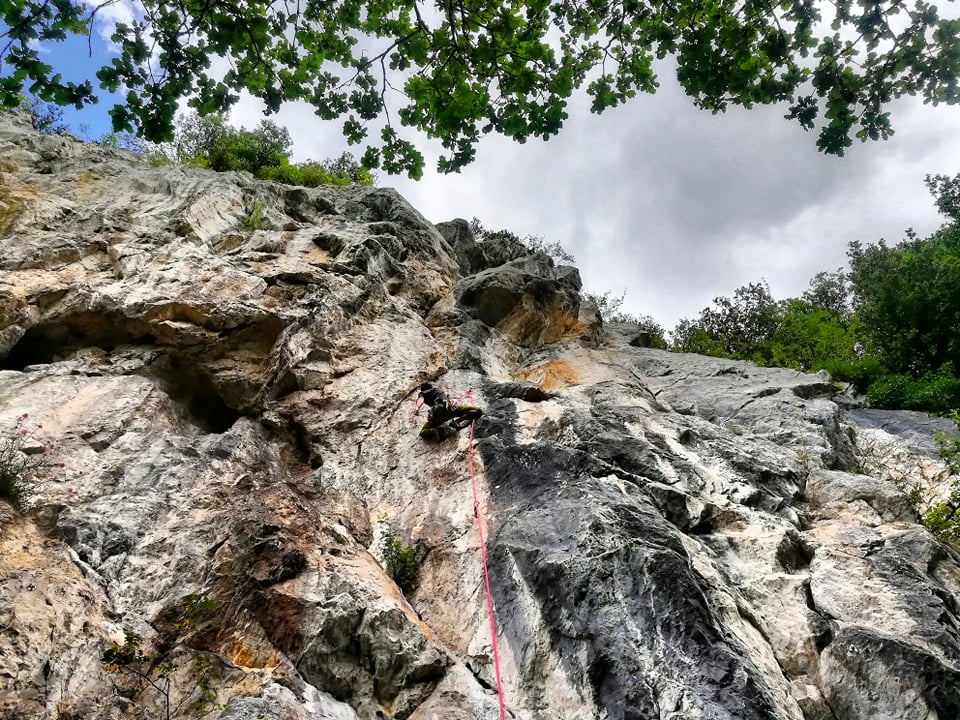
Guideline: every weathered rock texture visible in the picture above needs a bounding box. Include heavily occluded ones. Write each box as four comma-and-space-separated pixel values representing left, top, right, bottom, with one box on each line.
3, 110, 960, 720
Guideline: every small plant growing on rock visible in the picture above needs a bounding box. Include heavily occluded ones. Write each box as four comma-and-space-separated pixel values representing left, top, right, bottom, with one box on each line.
469, 217, 576, 264
380, 526, 419, 594
582, 289, 669, 347
935, 411, 960, 476
242, 200, 267, 231
102, 595, 221, 720
0, 414, 63, 513
915, 411, 960, 540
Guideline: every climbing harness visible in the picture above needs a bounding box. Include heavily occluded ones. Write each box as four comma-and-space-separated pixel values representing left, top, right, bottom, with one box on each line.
467, 419, 508, 720
415, 388, 482, 442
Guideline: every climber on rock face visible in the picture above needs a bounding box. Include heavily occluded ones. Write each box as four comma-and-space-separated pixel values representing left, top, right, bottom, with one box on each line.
416, 382, 483, 442
417, 381, 449, 409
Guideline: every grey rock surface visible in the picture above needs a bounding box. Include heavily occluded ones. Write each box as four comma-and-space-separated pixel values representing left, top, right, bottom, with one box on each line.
3, 110, 960, 720
846, 408, 958, 456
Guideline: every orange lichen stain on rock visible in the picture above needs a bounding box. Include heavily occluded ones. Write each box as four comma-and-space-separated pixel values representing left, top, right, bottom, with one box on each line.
225, 640, 281, 669
302, 244, 331, 266
515, 360, 579, 389
73, 172, 97, 192
561, 318, 598, 342
0, 195, 23, 234
0, 145, 19, 175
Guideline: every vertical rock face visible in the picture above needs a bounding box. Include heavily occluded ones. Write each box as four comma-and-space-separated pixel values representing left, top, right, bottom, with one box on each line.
2, 110, 960, 720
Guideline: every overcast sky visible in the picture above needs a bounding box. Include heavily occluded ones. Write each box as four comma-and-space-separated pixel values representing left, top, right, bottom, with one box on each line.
226, 65, 960, 332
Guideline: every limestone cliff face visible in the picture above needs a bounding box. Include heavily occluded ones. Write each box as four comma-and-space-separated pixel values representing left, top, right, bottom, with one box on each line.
2, 110, 960, 720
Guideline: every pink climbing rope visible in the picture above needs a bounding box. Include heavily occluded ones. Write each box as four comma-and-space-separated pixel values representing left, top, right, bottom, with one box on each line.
467, 419, 508, 720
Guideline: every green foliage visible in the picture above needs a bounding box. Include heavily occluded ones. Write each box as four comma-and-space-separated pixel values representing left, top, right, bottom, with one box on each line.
99, 131, 148, 153
27, 98, 70, 134
866, 366, 960, 414
173, 593, 216, 634
380, 526, 419, 594
671, 320, 730, 357
925, 173, 960, 222
907, 412, 960, 541
800, 269, 851, 321
817, 356, 885, 394
102, 595, 219, 720
309, 152, 378, 187
243, 200, 267, 231
162, 113, 374, 187
764, 302, 859, 373
257, 154, 376, 187
848, 224, 960, 377
146, 153, 170, 167
5, 0, 959, 177
935, 411, 960, 476
671, 281, 784, 361
668, 234, 960, 414
164, 114, 291, 172
668, 197, 960, 415
0, 413, 62, 514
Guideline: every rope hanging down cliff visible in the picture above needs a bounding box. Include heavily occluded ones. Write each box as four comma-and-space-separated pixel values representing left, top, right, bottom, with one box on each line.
467, 417, 508, 720
415, 383, 506, 717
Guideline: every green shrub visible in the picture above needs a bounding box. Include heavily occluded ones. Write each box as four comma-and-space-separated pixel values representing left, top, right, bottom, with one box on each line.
866, 365, 960, 413
908, 413, 960, 541
205, 120, 290, 172
935, 411, 960, 475
163, 113, 375, 188
102, 595, 220, 720
0, 414, 62, 513
28, 99, 70, 134
820, 356, 885, 393
256, 161, 302, 185
380, 527, 419, 594
243, 200, 267, 231
146, 153, 170, 167
299, 153, 377, 187
671, 320, 729, 356
849, 225, 960, 377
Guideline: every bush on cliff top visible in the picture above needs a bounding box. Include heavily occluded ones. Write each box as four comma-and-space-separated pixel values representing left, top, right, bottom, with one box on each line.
162, 112, 376, 187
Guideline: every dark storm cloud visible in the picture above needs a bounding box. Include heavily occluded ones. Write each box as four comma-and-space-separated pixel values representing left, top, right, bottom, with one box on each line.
237, 67, 960, 333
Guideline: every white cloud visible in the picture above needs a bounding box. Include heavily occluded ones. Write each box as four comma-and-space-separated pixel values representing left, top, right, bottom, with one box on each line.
229, 58, 960, 332
91, 0, 140, 49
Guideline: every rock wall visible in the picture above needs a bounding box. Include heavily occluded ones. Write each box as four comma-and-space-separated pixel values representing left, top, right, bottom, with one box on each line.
3, 110, 960, 720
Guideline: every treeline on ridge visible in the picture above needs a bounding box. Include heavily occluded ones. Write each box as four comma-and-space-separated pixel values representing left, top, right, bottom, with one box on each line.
670, 174, 960, 414
8, 98, 375, 188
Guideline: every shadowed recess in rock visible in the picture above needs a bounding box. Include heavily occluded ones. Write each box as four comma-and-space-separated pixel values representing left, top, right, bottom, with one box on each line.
142, 353, 242, 433
1, 311, 154, 369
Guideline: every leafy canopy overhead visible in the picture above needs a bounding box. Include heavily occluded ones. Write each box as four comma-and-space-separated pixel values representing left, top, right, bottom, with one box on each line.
2, 0, 959, 177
